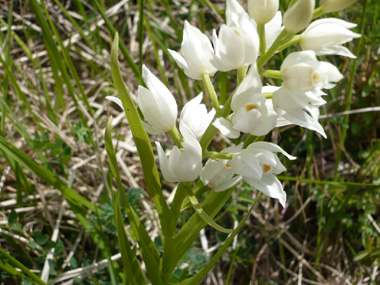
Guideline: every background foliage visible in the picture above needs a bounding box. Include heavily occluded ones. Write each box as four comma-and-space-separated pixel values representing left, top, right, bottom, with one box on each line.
0, 0, 379, 284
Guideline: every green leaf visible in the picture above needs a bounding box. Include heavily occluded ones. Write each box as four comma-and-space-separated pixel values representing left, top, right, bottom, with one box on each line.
35, 230, 49, 246
161, 187, 235, 282
110, 33, 172, 237
8, 209, 17, 227
354, 250, 370, 262
0, 247, 46, 285
184, 185, 232, 234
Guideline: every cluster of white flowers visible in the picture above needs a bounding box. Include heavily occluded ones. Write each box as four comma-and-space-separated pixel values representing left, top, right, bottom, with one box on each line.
107, 0, 359, 207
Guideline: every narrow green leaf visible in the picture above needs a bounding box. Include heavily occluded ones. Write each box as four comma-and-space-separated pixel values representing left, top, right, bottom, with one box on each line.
184, 185, 232, 233
161, 187, 235, 282
114, 189, 140, 285
0, 136, 95, 212
0, 247, 46, 285
180, 193, 262, 285
0, 258, 24, 278
110, 33, 172, 237
105, 117, 160, 284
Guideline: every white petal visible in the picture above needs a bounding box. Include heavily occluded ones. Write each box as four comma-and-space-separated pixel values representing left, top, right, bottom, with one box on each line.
248, 142, 297, 160
179, 122, 202, 158
214, 176, 242, 192
231, 64, 262, 111
182, 21, 217, 77
168, 49, 202, 80
213, 118, 240, 139
200, 159, 227, 186
244, 174, 287, 207
106, 96, 124, 110
232, 150, 263, 179
155, 142, 177, 183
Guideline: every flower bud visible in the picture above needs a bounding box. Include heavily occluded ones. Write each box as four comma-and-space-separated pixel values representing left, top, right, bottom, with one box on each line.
301, 18, 361, 58
137, 65, 178, 134
283, 0, 315, 33
248, 0, 279, 24
320, 0, 357, 13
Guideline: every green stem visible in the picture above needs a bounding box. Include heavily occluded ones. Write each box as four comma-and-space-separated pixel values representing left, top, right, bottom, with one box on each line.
170, 182, 187, 233
312, 7, 324, 19
169, 126, 183, 147
204, 151, 233, 160
257, 23, 266, 56
257, 29, 294, 69
179, 193, 262, 285
260, 70, 283, 79
202, 73, 220, 111
277, 35, 302, 53
333, 0, 367, 179
237, 66, 249, 85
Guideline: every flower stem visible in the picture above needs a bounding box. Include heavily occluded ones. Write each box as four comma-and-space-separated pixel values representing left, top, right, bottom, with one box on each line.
237, 66, 248, 85
202, 73, 220, 111
312, 7, 324, 19
277, 35, 302, 53
257, 23, 266, 56
204, 151, 233, 160
260, 70, 283, 79
169, 126, 183, 147
257, 29, 294, 69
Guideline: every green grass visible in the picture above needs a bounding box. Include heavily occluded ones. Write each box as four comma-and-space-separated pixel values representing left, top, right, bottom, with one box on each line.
0, 0, 379, 284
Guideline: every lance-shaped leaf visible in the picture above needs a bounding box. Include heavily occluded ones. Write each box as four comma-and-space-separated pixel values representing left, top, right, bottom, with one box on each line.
110, 33, 172, 237
105, 117, 162, 284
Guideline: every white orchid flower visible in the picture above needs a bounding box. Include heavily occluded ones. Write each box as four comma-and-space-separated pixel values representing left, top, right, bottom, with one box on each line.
283, 0, 315, 33
155, 124, 202, 183
272, 87, 327, 137
168, 21, 217, 80
180, 93, 216, 140
232, 142, 296, 207
213, 65, 277, 138
265, 11, 284, 51
281, 51, 343, 92
301, 18, 361, 58
200, 144, 243, 192
136, 65, 178, 134
211, 0, 259, 71
248, 0, 279, 25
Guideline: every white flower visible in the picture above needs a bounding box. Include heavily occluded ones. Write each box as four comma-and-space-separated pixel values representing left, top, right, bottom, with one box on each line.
211, 0, 259, 71
281, 51, 343, 92
265, 11, 284, 50
301, 18, 361, 58
213, 65, 277, 138
320, 0, 358, 13
200, 144, 243, 192
272, 86, 327, 137
156, 124, 202, 183
135, 65, 178, 134
232, 142, 296, 207
283, 0, 315, 33
180, 93, 216, 140
168, 21, 217, 80
248, 0, 279, 25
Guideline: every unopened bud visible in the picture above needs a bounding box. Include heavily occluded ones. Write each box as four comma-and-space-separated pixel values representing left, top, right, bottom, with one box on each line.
283, 0, 315, 33
248, 0, 279, 24
320, 0, 358, 13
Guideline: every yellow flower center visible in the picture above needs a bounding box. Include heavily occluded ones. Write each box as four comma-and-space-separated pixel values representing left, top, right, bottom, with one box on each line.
245, 104, 258, 112
263, 164, 271, 173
